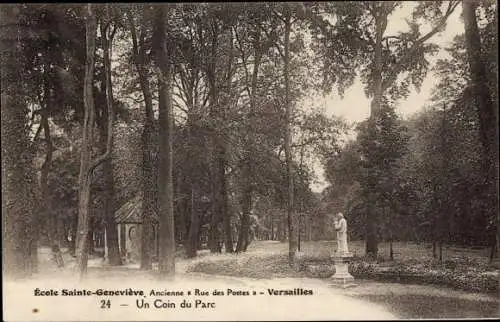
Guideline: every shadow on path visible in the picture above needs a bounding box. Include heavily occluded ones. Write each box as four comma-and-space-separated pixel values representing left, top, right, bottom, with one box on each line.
357, 293, 499, 319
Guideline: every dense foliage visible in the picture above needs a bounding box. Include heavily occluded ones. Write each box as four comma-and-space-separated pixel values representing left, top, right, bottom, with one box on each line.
2, 1, 497, 279
323, 0, 498, 259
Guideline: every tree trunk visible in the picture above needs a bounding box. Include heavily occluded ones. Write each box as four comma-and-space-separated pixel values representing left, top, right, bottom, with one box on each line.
438, 240, 443, 263
100, 20, 121, 266
236, 27, 263, 253
197, 214, 205, 249
438, 105, 449, 264
41, 106, 63, 267
222, 29, 236, 254
177, 193, 188, 244
155, 8, 176, 278
208, 212, 221, 253
432, 240, 437, 259
210, 137, 228, 254
365, 10, 388, 259
298, 148, 305, 252
101, 150, 121, 266
370, 8, 387, 116
489, 233, 497, 263
365, 201, 379, 257
389, 239, 394, 261
88, 221, 96, 255
463, 0, 498, 166
463, 0, 499, 260
283, 6, 298, 264
279, 209, 287, 242
184, 108, 199, 258
306, 218, 309, 241
70, 215, 77, 256
129, 12, 155, 270
298, 216, 301, 252
270, 218, 274, 241
186, 189, 199, 258
204, 19, 227, 255
139, 78, 155, 270
221, 160, 233, 253
75, 4, 98, 279
1, 4, 38, 278
76, 175, 92, 278
236, 188, 252, 252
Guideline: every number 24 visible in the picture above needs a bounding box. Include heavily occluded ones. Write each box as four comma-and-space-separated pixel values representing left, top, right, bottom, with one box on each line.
100, 299, 111, 309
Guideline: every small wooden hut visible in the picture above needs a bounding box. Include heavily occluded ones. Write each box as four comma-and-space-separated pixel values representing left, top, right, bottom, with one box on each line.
114, 195, 159, 262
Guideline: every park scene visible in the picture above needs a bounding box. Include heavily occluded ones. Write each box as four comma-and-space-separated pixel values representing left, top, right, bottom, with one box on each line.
2, 2, 499, 320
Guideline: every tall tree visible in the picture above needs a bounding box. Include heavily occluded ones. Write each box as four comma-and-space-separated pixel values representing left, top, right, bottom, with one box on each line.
98, 6, 121, 266
282, 4, 298, 263
30, 16, 66, 266
154, 5, 175, 278
75, 4, 114, 278
462, 0, 499, 259
1, 3, 38, 278
199, 6, 237, 254
427, 0, 497, 253
234, 4, 268, 253
357, 104, 408, 257
220, 22, 235, 254
172, 5, 212, 257
340, 1, 459, 256
40, 91, 64, 266
128, 6, 156, 270
19, 5, 88, 261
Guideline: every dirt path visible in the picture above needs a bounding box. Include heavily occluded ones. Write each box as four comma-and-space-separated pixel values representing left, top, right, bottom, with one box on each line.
4, 248, 396, 321
341, 280, 499, 319
4, 270, 397, 321
6, 246, 496, 320
176, 246, 499, 320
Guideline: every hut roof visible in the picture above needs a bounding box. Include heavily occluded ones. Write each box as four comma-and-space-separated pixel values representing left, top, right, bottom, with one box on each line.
114, 194, 159, 224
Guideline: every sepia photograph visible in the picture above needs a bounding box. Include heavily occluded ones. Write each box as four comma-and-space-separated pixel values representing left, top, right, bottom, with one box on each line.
2, 1, 499, 321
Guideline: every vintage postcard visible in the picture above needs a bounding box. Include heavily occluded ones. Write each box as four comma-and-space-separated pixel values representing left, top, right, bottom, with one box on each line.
2, 1, 498, 321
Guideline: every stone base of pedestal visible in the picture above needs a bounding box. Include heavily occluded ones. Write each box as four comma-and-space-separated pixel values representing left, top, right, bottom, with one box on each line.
329, 278, 356, 288
330, 255, 356, 288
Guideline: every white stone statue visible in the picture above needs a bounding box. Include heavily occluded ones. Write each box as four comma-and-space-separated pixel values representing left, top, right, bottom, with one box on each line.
334, 212, 349, 255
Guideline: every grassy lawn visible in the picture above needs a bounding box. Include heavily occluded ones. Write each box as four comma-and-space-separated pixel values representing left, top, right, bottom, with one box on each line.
187, 240, 499, 294
186, 240, 499, 318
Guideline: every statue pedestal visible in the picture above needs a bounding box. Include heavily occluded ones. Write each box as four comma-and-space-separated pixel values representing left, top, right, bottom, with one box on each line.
330, 252, 355, 288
